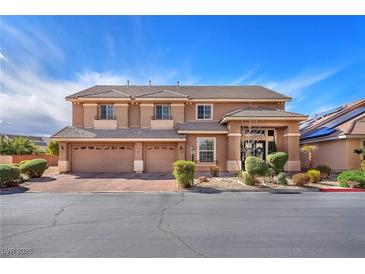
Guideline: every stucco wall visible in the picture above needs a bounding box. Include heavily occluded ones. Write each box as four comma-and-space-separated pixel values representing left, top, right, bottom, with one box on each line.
72, 103, 84, 127
129, 104, 140, 127
300, 139, 362, 171
185, 134, 228, 172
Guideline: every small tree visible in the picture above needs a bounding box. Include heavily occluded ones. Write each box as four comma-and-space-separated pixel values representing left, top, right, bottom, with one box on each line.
301, 145, 318, 169
354, 147, 365, 159
0, 136, 40, 155
47, 140, 59, 156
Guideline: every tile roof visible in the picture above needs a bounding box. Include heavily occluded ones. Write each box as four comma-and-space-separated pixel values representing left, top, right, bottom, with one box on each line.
176, 122, 228, 132
81, 90, 131, 98
222, 106, 307, 118
66, 85, 291, 100
136, 90, 188, 98
52, 127, 185, 139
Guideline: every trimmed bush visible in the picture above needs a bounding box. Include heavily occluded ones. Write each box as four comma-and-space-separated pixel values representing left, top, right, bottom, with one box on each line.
337, 170, 365, 188
172, 160, 196, 188
19, 160, 30, 167
361, 160, 365, 172
316, 165, 331, 177
267, 152, 288, 174
266, 167, 276, 178
245, 156, 268, 177
0, 164, 20, 188
292, 173, 310, 186
20, 158, 48, 178
240, 171, 255, 186
277, 172, 287, 185
307, 169, 321, 183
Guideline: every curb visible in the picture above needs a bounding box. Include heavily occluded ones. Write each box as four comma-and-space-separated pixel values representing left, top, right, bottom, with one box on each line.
319, 188, 365, 192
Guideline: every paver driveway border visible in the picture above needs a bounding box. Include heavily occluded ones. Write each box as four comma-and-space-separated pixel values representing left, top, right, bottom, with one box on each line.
22, 172, 179, 193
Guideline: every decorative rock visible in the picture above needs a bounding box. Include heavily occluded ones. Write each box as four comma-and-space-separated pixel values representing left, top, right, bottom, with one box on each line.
198, 176, 209, 183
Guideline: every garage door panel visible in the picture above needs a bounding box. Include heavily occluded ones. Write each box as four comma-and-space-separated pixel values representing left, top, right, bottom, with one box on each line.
71, 145, 134, 172
145, 144, 177, 172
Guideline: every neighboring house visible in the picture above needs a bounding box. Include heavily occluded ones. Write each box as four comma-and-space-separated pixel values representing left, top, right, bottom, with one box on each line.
300, 99, 365, 171
52, 84, 307, 173
1, 133, 51, 151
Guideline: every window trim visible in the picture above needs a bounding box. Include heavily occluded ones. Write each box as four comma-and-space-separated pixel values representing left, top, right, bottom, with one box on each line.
196, 104, 213, 120
197, 137, 216, 163
99, 104, 114, 120
154, 104, 171, 120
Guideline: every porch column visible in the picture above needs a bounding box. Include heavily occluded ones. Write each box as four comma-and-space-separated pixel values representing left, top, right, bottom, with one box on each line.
177, 142, 186, 161
284, 122, 301, 171
134, 142, 144, 173
227, 121, 242, 172
58, 142, 70, 173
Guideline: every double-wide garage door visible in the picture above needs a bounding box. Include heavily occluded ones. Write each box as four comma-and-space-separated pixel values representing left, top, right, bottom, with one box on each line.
145, 144, 177, 172
71, 145, 134, 172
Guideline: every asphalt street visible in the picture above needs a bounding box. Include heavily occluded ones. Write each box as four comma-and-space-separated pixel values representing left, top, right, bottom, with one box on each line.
1, 192, 364, 257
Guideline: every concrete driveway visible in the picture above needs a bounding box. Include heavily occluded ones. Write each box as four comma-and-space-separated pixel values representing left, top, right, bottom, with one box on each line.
24, 172, 179, 192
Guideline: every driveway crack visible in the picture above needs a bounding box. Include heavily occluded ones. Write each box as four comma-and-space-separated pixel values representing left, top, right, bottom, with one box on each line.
157, 192, 207, 258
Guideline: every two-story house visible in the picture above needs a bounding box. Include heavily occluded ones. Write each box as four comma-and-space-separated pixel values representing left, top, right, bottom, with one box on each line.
52, 84, 307, 173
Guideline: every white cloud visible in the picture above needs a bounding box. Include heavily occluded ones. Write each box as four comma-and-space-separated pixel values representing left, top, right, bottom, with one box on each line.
263, 67, 343, 97
0, 52, 8, 61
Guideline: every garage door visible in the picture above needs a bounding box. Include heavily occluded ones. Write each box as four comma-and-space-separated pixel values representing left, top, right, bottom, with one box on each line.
145, 144, 177, 172
71, 145, 134, 172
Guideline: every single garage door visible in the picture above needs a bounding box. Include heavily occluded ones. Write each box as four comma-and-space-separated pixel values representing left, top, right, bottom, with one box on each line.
71, 145, 134, 172
145, 144, 177, 172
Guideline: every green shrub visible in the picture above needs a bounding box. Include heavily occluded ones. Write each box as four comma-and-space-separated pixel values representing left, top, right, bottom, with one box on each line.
245, 156, 268, 177
172, 160, 196, 188
337, 170, 365, 188
267, 152, 288, 174
307, 169, 321, 183
210, 166, 219, 177
277, 172, 287, 185
0, 136, 40, 155
316, 165, 331, 175
47, 140, 59, 156
20, 158, 48, 178
361, 160, 365, 172
240, 171, 255, 186
19, 160, 30, 167
0, 164, 20, 188
292, 173, 310, 186
266, 167, 276, 178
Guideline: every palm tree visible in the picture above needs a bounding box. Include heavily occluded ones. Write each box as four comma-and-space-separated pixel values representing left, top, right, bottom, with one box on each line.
301, 145, 318, 169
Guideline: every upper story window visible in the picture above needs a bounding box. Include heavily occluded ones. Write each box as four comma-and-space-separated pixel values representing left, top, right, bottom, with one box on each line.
99, 105, 115, 120
155, 105, 171, 120
197, 104, 213, 120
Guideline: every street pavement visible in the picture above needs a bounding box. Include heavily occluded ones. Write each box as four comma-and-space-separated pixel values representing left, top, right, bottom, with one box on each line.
1, 192, 364, 257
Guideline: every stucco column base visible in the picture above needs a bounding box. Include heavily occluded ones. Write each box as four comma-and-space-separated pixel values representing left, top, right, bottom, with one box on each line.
58, 160, 70, 173
227, 160, 242, 172
134, 160, 144, 173
284, 160, 301, 172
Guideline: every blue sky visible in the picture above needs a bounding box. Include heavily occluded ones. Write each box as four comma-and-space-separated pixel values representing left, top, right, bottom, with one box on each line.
1, 16, 365, 135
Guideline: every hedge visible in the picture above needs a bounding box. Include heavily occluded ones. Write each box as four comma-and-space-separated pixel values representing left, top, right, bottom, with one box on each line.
267, 152, 288, 174
172, 160, 196, 188
0, 164, 20, 188
245, 156, 268, 177
337, 170, 365, 188
20, 158, 48, 178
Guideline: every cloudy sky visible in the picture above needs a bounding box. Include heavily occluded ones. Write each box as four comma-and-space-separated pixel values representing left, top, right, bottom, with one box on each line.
1, 16, 365, 136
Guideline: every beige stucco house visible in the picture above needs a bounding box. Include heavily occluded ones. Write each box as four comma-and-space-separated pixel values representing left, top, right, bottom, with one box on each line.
300, 99, 365, 171
52, 84, 307, 173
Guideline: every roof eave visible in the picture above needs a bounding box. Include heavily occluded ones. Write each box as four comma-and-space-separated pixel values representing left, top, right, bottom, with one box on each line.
220, 116, 308, 124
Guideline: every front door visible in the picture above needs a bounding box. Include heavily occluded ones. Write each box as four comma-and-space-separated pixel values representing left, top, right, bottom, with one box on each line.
241, 140, 266, 169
